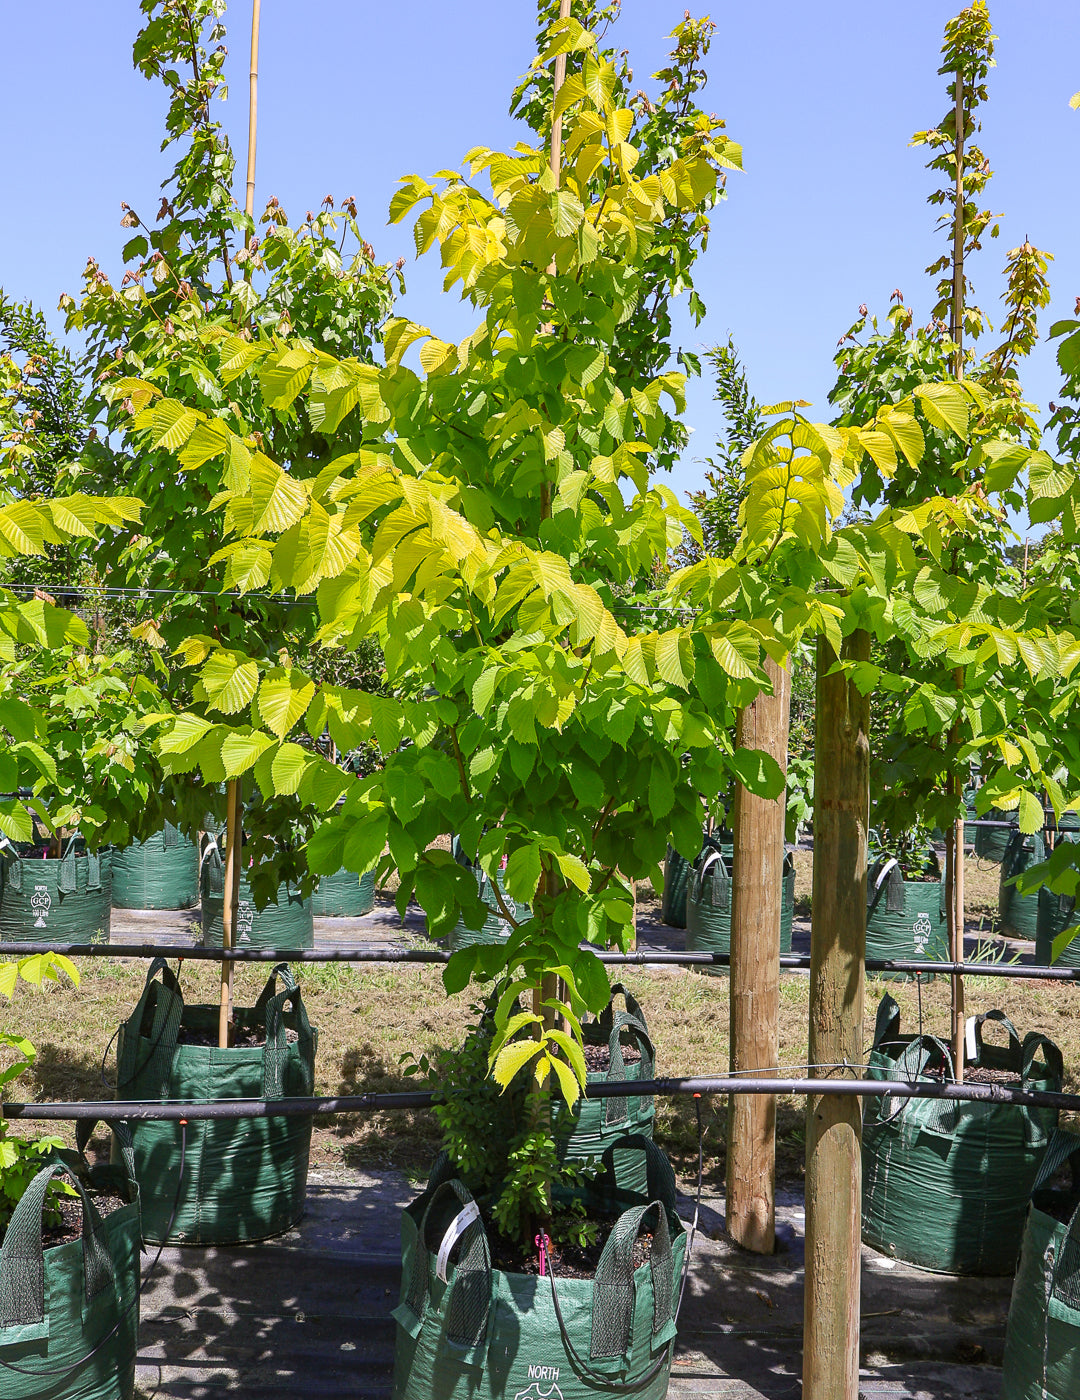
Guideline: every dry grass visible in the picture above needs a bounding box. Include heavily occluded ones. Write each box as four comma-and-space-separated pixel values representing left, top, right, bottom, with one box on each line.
6, 941, 1078, 1191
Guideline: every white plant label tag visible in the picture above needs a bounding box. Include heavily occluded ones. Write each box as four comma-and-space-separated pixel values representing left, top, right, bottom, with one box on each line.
237, 900, 254, 943
435, 1200, 480, 1282
965, 1016, 978, 1064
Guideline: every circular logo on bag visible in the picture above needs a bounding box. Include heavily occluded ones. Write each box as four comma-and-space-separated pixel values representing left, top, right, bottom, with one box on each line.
912, 911, 932, 947
31, 885, 51, 928
236, 900, 254, 941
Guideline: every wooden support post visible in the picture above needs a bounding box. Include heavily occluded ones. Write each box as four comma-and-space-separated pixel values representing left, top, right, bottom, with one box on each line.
727, 655, 791, 1253
218, 0, 261, 1053
804, 632, 870, 1400
218, 778, 242, 1048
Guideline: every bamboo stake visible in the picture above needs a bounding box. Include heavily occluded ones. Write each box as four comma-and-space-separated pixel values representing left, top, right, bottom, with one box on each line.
219, 0, 262, 1051
538, 0, 571, 525
245, 0, 262, 220
727, 656, 791, 1254
803, 632, 869, 1400
949, 68, 966, 1084
534, 0, 571, 1037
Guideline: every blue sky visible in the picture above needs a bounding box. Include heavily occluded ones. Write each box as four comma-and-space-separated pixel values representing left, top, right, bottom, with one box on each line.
3, 2, 1079, 529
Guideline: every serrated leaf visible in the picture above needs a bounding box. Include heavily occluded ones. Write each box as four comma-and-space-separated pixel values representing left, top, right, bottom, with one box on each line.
258, 669, 317, 739
492, 1038, 544, 1090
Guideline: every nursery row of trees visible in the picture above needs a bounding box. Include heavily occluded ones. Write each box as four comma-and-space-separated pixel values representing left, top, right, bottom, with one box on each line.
4, 2, 1080, 1395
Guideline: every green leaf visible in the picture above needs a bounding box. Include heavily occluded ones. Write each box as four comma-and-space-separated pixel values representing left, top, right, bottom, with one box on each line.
258, 669, 317, 739
554, 852, 590, 892
505, 843, 542, 904
220, 730, 275, 777
730, 748, 786, 800
492, 1038, 544, 1090
1017, 789, 1045, 835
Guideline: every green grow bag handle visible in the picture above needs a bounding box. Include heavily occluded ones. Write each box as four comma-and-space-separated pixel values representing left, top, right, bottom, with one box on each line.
1024, 1031, 1065, 1089
252, 962, 315, 1098
73, 1118, 138, 1189
600, 1012, 655, 1129
57, 831, 101, 896
396, 1177, 492, 1360
867, 858, 903, 917
590, 1196, 676, 1367
695, 848, 730, 914
973, 1009, 1023, 1063
595, 1133, 677, 1212
877, 1036, 952, 1127
872, 992, 902, 1051
0, 1159, 116, 1333
598, 984, 647, 1040
115, 957, 184, 1099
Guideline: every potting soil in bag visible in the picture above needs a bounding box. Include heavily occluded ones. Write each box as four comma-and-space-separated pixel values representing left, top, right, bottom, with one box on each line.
1035, 886, 1080, 968
111, 822, 199, 910
0, 1127, 140, 1400
1001, 830, 1047, 941
312, 867, 376, 917
975, 806, 1015, 863
1002, 1130, 1080, 1400
661, 831, 726, 928
862, 995, 1062, 1274
554, 985, 655, 1194
392, 1135, 684, 1400
685, 847, 794, 964
865, 854, 948, 978
200, 836, 313, 950
0, 837, 112, 944
114, 958, 317, 1244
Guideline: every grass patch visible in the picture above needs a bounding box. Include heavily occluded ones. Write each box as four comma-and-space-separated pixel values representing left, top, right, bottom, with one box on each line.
4, 949, 1077, 1192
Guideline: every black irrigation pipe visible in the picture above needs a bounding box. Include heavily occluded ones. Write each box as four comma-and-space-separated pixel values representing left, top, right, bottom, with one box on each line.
5, 940, 1080, 983
6, 1074, 1080, 1124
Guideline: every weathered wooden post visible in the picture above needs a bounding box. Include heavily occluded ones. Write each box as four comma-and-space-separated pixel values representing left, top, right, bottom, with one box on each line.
727, 655, 791, 1253
803, 631, 870, 1400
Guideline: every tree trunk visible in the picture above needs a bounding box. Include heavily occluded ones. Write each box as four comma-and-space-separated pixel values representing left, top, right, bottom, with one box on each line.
803, 632, 869, 1400
727, 654, 791, 1253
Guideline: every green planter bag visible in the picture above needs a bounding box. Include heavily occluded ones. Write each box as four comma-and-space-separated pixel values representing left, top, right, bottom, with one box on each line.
0, 838, 112, 944
1035, 887, 1080, 968
554, 986, 655, 1195
1002, 1131, 1080, 1400
685, 848, 794, 964
114, 958, 317, 1244
200, 839, 313, 950
975, 807, 1015, 863
392, 1136, 685, 1400
660, 833, 725, 929
865, 854, 948, 979
863, 995, 1063, 1275
1001, 831, 1047, 941
312, 868, 376, 917
111, 822, 198, 910
0, 1132, 140, 1400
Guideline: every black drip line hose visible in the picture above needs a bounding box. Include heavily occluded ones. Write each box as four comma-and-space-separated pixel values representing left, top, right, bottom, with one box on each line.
7, 1071, 1080, 1122
2, 941, 1078, 982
